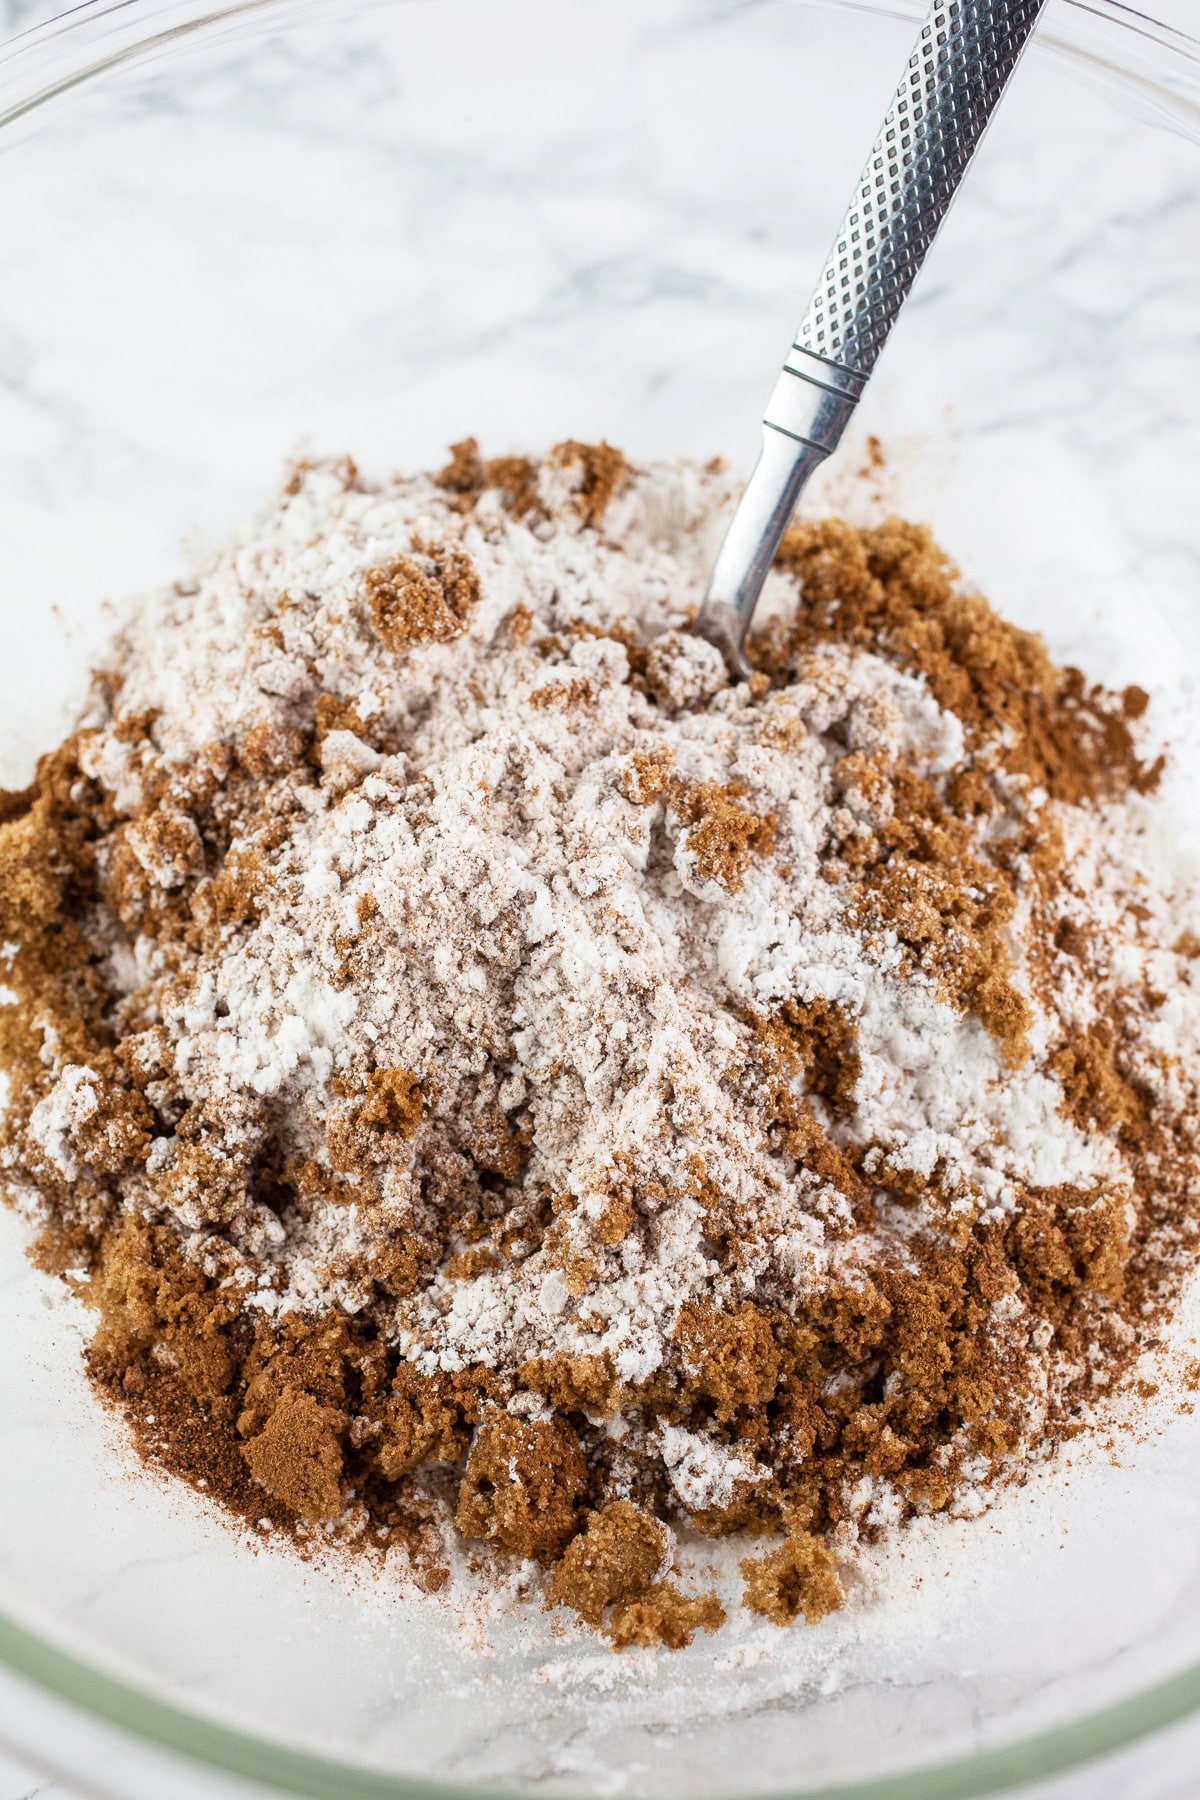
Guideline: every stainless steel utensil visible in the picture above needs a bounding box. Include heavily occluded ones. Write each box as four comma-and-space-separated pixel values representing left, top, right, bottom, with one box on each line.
696, 0, 1049, 674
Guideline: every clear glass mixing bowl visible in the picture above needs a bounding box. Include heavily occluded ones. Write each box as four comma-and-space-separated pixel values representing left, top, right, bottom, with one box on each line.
0, 1, 1199, 1795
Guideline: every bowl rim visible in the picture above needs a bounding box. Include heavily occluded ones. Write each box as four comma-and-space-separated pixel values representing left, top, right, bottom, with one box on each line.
0, 0, 1199, 1795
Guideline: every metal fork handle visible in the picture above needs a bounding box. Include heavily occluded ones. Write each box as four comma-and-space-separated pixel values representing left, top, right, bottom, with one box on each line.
697, 0, 1049, 674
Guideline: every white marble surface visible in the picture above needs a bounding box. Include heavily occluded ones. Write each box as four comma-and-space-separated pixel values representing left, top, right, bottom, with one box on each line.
0, 1752, 45, 1800
1, 0, 1200, 1797
4, 1688, 1200, 1799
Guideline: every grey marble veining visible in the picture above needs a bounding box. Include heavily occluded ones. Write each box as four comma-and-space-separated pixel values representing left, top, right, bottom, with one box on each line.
6, 1678, 1200, 1798
0, 1751, 50, 1800
0, 1, 1199, 1798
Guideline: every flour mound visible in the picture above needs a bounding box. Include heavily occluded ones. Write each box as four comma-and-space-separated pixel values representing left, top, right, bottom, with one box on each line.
2, 442, 1197, 1644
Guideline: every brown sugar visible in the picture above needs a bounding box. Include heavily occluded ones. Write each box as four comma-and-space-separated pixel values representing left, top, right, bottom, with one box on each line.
812, 751, 1038, 1059
619, 745, 676, 805
667, 777, 777, 891
434, 435, 630, 530
548, 439, 631, 529
1051, 1018, 1148, 1138
364, 543, 481, 649
755, 998, 861, 1120
741, 1533, 843, 1626
548, 1501, 670, 1626
434, 436, 542, 520
455, 1416, 587, 1561
760, 516, 1162, 806
606, 1584, 727, 1651
358, 1068, 425, 1137
675, 1302, 780, 1421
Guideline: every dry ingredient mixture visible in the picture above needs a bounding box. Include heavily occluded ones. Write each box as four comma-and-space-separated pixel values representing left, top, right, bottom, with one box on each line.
2, 438, 1198, 1649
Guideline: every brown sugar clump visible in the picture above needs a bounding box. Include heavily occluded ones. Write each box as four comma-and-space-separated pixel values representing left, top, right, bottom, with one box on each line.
455, 1415, 587, 1561
373, 1369, 468, 1481
87, 1221, 240, 1403
483, 456, 542, 519
434, 436, 487, 502
1051, 1019, 1148, 1138
0, 811, 60, 933
548, 1501, 669, 1626
323, 1065, 438, 1180
435, 435, 629, 529
528, 676, 596, 712
434, 437, 542, 520
518, 1352, 620, 1418
606, 1583, 726, 1651
364, 543, 480, 649
1009, 1188, 1130, 1313
619, 745, 676, 805
741, 1533, 843, 1626
675, 1301, 780, 1420
0, 783, 35, 827
669, 778, 776, 891
358, 1067, 424, 1137
313, 692, 367, 746
241, 1388, 347, 1524
548, 440, 631, 529
235, 719, 305, 779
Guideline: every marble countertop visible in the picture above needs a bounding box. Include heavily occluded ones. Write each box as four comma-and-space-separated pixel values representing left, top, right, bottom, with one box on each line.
1, 0, 1199, 1796
3, 1689, 1200, 1798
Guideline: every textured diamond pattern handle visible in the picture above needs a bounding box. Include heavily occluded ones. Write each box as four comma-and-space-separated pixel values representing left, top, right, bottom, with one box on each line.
797, 0, 1045, 376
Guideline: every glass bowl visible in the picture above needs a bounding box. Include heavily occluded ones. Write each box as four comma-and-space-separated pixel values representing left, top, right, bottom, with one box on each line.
1, 1, 1199, 1795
